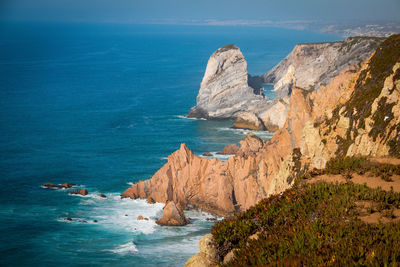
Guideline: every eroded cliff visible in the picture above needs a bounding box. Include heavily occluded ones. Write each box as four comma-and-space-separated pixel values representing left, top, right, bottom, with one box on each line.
123, 34, 400, 217
263, 36, 384, 97
189, 38, 383, 132
188, 44, 268, 120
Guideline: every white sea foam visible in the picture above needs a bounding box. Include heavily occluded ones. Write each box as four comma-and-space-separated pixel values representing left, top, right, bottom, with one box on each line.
198, 152, 233, 161
68, 193, 91, 198
107, 242, 138, 254
174, 115, 206, 121
59, 190, 217, 259
88, 194, 164, 235
216, 127, 274, 140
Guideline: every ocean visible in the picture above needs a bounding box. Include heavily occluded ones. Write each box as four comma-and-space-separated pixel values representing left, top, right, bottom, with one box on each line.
0, 22, 339, 266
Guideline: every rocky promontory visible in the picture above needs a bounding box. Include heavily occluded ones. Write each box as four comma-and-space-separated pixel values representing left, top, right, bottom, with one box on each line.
124, 34, 400, 218
188, 37, 384, 132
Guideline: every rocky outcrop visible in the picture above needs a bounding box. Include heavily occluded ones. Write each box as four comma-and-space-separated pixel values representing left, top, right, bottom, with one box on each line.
121, 133, 272, 216
155, 201, 190, 226
216, 144, 239, 155
189, 38, 383, 133
70, 189, 88, 196
263, 36, 384, 97
124, 35, 400, 218
185, 234, 219, 267
43, 183, 78, 189
232, 111, 265, 131
188, 44, 270, 120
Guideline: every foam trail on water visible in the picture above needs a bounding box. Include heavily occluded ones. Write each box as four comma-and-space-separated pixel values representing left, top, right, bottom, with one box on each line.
106, 242, 139, 254
88, 194, 164, 235
216, 127, 274, 140
174, 115, 207, 121
198, 152, 234, 161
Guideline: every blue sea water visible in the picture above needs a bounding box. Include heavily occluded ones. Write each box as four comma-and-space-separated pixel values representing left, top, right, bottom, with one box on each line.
0, 22, 340, 266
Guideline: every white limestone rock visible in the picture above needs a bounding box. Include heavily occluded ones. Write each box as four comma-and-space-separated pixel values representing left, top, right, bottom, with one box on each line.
263, 37, 383, 97
188, 44, 269, 119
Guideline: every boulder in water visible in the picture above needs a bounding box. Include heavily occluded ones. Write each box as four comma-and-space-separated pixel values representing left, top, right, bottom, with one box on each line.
70, 189, 88, 196
217, 144, 239, 155
156, 201, 189, 226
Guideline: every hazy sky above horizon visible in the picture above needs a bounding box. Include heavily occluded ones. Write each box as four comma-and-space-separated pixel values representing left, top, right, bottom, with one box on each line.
1, 0, 399, 23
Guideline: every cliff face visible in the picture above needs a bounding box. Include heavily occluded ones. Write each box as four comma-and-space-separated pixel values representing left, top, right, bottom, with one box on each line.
188, 44, 269, 120
189, 38, 383, 132
123, 35, 400, 216
264, 36, 384, 97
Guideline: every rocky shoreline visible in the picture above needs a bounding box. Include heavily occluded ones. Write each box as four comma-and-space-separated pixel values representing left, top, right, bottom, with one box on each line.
122, 34, 400, 265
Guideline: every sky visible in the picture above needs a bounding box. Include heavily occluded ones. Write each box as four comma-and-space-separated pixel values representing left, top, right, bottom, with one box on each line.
1, 0, 399, 24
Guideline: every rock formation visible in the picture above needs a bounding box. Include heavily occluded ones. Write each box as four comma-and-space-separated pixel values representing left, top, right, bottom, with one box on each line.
232, 111, 265, 131
216, 144, 239, 155
155, 201, 190, 226
43, 183, 78, 189
263, 36, 384, 97
124, 34, 400, 217
189, 38, 382, 133
70, 189, 88, 196
185, 234, 219, 267
188, 44, 269, 120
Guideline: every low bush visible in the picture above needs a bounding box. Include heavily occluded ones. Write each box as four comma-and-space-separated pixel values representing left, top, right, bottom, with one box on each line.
212, 182, 400, 266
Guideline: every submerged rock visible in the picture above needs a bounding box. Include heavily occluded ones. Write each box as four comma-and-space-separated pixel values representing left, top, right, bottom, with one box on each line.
217, 144, 239, 155
60, 183, 77, 188
202, 152, 213, 157
155, 201, 189, 226
98, 193, 107, 198
70, 189, 88, 196
43, 183, 78, 189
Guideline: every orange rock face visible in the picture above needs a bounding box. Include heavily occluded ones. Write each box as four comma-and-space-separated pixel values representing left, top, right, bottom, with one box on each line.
121, 131, 296, 216
70, 189, 88, 196
155, 201, 190, 226
217, 144, 239, 155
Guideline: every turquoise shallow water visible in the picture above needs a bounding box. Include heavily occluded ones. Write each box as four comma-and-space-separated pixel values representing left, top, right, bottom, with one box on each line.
0, 22, 339, 266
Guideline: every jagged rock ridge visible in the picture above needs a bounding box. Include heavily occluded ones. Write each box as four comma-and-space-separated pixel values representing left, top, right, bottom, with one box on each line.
123, 34, 400, 217
189, 38, 383, 132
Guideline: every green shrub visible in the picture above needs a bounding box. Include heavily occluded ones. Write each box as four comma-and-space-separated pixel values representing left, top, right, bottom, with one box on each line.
212, 182, 400, 266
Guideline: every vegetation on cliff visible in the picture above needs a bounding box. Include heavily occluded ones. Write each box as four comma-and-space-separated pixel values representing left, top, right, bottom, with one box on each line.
212, 157, 400, 266
327, 34, 400, 157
